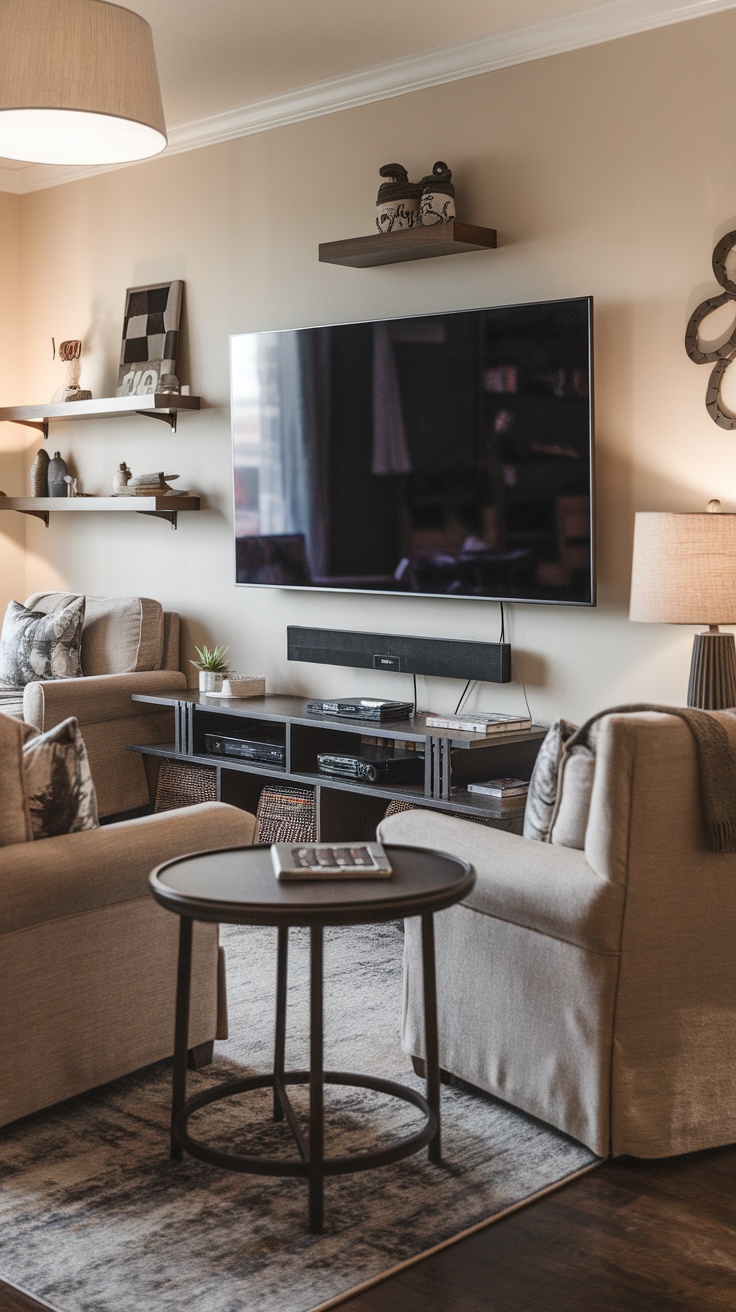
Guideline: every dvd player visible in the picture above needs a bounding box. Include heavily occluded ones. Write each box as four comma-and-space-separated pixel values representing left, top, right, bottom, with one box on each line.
317, 745, 424, 784
205, 733, 286, 766
306, 698, 413, 722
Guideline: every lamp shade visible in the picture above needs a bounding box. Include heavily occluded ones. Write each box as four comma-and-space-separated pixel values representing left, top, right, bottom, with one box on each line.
0, 0, 166, 165
629, 511, 736, 625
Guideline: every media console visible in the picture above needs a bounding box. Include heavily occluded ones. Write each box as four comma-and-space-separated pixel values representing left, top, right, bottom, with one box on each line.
130, 692, 546, 840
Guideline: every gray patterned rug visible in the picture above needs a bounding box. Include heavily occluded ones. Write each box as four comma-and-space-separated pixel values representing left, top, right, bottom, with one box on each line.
0, 922, 597, 1312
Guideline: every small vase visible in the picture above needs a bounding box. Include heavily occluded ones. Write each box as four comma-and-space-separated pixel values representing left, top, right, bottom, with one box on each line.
48, 451, 69, 498
199, 670, 224, 693
419, 161, 456, 226
30, 448, 50, 497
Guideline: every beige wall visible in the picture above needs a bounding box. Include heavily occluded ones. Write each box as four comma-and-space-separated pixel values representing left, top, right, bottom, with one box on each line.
0, 191, 26, 615
9, 12, 736, 721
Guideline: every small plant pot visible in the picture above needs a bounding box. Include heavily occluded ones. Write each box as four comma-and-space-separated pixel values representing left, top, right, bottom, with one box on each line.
199, 670, 224, 693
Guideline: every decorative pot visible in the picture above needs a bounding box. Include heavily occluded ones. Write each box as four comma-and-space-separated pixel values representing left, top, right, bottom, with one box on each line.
419, 161, 455, 226
30, 448, 50, 497
47, 451, 69, 498
199, 670, 224, 693
375, 162, 422, 234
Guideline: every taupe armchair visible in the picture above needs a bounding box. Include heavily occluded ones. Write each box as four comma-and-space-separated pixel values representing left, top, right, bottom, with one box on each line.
379, 711, 736, 1159
0, 709, 256, 1129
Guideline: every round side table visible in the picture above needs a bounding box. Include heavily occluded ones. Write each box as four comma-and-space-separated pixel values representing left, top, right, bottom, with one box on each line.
149, 843, 475, 1233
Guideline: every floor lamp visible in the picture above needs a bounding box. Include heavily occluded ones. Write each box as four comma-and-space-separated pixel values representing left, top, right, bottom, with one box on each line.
629, 506, 736, 710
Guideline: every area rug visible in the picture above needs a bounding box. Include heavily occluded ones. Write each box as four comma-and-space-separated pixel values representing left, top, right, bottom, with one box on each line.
0, 922, 598, 1312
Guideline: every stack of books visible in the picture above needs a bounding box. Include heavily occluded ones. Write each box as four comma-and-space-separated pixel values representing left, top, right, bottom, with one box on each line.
467, 777, 529, 800
425, 711, 532, 735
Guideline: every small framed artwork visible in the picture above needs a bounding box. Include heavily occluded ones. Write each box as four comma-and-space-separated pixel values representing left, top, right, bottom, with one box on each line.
116, 279, 183, 397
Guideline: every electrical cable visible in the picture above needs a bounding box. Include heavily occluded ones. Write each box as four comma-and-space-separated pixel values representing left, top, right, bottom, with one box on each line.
454, 678, 473, 714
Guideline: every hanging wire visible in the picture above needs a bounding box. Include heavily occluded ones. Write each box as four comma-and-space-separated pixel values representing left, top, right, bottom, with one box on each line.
454, 678, 474, 714
499, 601, 506, 643
412, 671, 418, 715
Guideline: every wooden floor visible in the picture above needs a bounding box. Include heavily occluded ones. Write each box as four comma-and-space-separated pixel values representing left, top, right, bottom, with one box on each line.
2, 1145, 735, 1311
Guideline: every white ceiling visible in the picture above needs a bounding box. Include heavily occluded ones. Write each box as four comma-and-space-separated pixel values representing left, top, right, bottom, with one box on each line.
1, 0, 733, 192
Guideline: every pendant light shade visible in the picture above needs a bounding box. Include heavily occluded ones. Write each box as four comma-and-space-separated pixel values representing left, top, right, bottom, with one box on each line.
0, 0, 167, 166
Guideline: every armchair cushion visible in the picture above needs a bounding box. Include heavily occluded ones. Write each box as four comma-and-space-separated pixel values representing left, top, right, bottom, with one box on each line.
23, 717, 99, 839
0, 801, 257, 936
24, 592, 164, 674
0, 597, 85, 685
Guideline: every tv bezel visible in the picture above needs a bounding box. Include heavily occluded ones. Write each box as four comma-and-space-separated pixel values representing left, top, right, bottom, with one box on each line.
230, 295, 596, 607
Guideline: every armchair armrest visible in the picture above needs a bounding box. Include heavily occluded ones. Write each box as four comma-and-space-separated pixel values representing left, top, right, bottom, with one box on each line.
24, 668, 187, 730
0, 801, 256, 936
378, 810, 625, 953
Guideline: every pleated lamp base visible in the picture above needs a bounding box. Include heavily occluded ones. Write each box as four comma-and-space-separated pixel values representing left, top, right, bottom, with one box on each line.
687, 631, 736, 709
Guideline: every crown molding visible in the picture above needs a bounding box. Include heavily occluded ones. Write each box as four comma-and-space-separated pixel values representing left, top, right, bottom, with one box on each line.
3, 0, 734, 195
0, 166, 23, 195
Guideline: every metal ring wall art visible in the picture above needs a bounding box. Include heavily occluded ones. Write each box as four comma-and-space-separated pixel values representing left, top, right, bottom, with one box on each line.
685, 230, 736, 428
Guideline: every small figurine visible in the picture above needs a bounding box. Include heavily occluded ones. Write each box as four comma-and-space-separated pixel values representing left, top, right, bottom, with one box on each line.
50, 338, 92, 403
64, 474, 78, 497
113, 462, 133, 495
47, 451, 69, 498
375, 163, 422, 234
419, 161, 455, 226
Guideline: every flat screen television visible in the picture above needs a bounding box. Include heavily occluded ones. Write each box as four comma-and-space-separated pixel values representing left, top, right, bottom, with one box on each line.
231, 296, 594, 605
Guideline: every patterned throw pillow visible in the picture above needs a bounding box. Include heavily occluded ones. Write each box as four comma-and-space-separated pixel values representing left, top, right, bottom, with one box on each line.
0, 597, 85, 686
22, 717, 99, 840
522, 718, 578, 842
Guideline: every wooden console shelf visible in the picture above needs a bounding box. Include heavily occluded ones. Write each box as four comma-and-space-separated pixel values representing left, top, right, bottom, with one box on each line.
130, 691, 544, 840
0, 393, 201, 437
319, 221, 498, 268
0, 495, 200, 529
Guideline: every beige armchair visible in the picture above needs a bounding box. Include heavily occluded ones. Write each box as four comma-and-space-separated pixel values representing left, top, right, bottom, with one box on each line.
379, 710, 736, 1160
0, 710, 256, 1129
1, 592, 187, 817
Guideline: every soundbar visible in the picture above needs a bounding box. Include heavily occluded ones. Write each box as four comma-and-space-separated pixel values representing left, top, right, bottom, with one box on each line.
287, 627, 511, 684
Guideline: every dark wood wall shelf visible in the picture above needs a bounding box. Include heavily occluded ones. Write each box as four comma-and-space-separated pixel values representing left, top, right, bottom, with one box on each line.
0, 393, 201, 438
318, 221, 498, 268
130, 692, 544, 840
0, 495, 200, 530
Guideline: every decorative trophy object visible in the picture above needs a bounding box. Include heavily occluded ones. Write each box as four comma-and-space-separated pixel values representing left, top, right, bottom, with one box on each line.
112, 462, 133, 495
47, 451, 70, 498
50, 339, 92, 403
419, 161, 455, 226
375, 163, 423, 234
30, 447, 50, 497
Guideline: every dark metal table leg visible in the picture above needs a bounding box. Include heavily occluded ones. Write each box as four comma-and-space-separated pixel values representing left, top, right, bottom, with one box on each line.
421, 912, 441, 1164
171, 915, 193, 1160
273, 926, 289, 1121
309, 925, 325, 1233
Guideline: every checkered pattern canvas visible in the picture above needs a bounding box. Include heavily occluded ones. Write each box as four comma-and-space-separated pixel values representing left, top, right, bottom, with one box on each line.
116, 280, 183, 396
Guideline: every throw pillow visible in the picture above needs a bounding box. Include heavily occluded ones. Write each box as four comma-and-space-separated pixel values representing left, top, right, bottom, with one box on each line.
0, 596, 85, 686
523, 718, 578, 841
22, 717, 99, 840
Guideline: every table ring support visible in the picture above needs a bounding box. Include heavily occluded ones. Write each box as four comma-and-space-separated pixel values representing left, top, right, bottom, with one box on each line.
173, 1069, 438, 1180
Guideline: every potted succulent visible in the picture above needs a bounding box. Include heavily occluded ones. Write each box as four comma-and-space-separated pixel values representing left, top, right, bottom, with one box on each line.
191, 643, 230, 693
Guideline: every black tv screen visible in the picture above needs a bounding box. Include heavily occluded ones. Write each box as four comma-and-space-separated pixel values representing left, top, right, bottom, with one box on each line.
231, 296, 594, 605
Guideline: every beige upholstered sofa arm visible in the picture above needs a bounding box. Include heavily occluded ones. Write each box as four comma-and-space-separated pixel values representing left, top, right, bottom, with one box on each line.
0, 801, 256, 936
378, 810, 625, 953
23, 668, 187, 730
